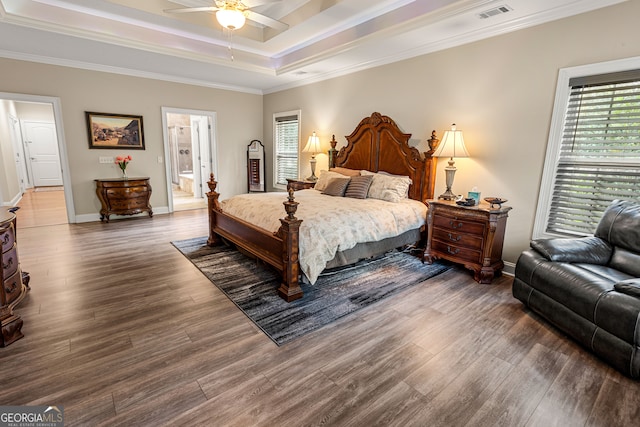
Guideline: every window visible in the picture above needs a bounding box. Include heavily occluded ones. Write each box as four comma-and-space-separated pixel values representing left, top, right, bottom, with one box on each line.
273, 111, 300, 189
534, 59, 640, 238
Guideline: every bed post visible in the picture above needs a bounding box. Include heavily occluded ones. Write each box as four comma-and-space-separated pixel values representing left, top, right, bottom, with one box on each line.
423, 130, 439, 202
277, 189, 304, 302
206, 173, 222, 246
328, 135, 338, 169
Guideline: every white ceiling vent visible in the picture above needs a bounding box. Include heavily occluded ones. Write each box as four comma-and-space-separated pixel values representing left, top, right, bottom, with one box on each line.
477, 5, 513, 19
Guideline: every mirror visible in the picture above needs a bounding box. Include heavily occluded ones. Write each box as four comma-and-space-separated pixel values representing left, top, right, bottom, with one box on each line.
247, 139, 265, 192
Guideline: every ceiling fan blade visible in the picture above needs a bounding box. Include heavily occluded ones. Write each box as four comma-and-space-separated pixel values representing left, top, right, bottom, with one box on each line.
246, 10, 288, 31
242, 0, 282, 6
164, 7, 220, 14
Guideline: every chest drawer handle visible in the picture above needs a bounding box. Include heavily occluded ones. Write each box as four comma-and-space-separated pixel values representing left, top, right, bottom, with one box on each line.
3, 235, 9, 245
447, 233, 461, 242
449, 220, 463, 229
446, 245, 460, 255
3, 258, 13, 270
5, 281, 17, 294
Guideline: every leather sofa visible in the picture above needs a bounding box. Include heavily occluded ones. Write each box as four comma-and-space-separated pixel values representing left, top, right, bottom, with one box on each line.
513, 200, 640, 378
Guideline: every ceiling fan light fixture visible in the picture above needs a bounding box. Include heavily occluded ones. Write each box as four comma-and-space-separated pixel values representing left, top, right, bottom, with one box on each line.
216, 8, 246, 30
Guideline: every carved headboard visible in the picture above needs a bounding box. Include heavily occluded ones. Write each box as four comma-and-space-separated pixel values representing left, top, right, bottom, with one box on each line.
333, 112, 439, 203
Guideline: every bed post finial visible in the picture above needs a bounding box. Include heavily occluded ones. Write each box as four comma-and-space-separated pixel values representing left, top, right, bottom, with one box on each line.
426, 130, 439, 155
283, 188, 299, 220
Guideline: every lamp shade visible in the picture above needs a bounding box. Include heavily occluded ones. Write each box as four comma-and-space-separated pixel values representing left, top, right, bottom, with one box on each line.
216, 8, 246, 30
433, 124, 470, 159
302, 131, 321, 154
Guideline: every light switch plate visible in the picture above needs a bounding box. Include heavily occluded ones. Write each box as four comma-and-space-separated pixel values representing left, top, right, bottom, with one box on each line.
99, 156, 114, 164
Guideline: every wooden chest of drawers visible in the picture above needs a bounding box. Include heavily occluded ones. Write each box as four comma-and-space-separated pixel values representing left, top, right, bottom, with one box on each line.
424, 199, 511, 284
1, 209, 29, 346
95, 177, 153, 222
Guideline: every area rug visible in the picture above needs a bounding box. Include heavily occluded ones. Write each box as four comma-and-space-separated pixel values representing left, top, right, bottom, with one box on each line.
172, 236, 450, 345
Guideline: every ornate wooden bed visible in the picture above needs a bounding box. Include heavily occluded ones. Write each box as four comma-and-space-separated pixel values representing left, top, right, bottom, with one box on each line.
206, 112, 439, 302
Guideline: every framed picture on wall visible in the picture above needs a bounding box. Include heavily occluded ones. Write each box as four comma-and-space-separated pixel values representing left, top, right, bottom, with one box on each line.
86, 111, 145, 149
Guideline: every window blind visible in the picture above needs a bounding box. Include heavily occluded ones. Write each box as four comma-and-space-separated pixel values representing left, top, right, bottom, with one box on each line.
274, 115, 299, 186
547, 70, 640, 236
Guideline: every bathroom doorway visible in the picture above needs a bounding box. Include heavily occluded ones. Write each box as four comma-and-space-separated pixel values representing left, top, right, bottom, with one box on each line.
162, 107, 217, 212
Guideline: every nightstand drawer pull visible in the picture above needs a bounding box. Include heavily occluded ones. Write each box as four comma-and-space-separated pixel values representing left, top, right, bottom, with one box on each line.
449, 220, 463, 229
3, 258, 13, 270
447, 233, 461, 242
446, 245, 460, 255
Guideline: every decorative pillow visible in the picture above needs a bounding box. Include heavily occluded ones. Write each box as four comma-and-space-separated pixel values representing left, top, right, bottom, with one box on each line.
322, 177, 351, 197
360, 170, 412, 202
614, 279, 640, 298
315, 170, 348, 192
344, 175, 374, 199
329, 167, 361, 177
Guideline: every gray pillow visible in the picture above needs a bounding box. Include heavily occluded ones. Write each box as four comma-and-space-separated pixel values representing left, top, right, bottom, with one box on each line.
322, 177, 351, 197
344, 175, 373, 199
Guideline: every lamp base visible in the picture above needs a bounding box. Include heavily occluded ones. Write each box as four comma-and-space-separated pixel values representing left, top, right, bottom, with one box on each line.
307, 157, 318, 182
306, 174, 318, 182
438, 189, 457, 201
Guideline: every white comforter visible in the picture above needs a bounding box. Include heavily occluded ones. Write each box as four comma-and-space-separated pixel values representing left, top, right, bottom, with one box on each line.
220, 189, 427, 284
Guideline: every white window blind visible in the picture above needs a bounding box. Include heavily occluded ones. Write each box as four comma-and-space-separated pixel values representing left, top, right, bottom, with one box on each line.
547, 69, 640, 236
274, 113, 299, 187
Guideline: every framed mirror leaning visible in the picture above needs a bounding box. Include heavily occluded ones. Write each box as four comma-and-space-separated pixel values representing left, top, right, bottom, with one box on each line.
247, 139, 266, 192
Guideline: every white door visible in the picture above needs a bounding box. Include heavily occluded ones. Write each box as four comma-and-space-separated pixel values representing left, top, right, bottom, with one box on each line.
190, 115, 211, 198
22, 121, 63, 187
9, 116, 28, 192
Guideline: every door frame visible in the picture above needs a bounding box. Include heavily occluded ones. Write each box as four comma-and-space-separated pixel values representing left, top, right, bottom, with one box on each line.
161, 106, 218, 213
0, 92, 75, 222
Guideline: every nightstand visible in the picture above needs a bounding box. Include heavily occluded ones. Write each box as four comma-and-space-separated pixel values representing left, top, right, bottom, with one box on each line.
424, 199, 512, 284
286, 178, 316, 191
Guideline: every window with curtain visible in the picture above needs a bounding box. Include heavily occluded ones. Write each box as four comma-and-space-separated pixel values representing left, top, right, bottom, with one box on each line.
535, 65, 640, 238
273, 111, 300, 188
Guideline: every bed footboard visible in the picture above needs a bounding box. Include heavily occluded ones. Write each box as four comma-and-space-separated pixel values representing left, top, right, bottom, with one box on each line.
206, 174, 304, 302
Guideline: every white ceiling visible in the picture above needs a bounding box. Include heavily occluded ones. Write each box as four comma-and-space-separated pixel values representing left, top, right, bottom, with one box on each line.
0, 0, 626, 94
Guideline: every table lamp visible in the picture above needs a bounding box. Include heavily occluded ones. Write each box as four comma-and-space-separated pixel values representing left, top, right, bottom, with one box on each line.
433, 123, 470, 200
302, 131, 321, 181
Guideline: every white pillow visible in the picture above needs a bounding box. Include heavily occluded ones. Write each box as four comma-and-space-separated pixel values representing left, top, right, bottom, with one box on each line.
314, 170, 349, 192
361, 170, 412, 202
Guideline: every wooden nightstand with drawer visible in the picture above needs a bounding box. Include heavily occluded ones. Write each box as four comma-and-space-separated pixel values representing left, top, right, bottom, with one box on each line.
286, 179, 316, 191
424, 199, 512, 284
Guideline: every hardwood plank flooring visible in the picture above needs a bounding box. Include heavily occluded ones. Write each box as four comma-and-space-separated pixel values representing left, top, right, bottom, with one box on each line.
1, 208, 639, 426
15, 187, 68, 227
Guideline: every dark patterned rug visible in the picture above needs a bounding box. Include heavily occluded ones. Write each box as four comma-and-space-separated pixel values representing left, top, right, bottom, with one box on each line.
172, 236, 450, 346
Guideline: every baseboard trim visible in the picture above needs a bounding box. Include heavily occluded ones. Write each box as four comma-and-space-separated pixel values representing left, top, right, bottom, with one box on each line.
503, 261, 515, 277
74, 206, 169, 223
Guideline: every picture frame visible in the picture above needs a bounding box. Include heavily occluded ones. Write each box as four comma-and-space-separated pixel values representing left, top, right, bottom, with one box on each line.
86, 111, 145, 149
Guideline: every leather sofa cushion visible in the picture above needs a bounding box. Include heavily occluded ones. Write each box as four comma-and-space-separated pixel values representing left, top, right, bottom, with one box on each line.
614, 278, 640, 298
595, 199, 640, 254
530, 236, 611, 264
609, 247, 640, 277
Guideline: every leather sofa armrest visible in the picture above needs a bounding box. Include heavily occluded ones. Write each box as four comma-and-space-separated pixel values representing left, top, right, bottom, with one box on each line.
614, 279, 640, 298
530, 236, 612, 264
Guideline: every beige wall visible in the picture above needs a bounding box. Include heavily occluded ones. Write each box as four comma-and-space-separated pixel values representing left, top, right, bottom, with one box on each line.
263, 0, 640, 268
0, 58, 262, 217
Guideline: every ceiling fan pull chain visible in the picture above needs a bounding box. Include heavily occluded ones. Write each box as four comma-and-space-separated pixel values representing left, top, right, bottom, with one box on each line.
227, 28, 235, 62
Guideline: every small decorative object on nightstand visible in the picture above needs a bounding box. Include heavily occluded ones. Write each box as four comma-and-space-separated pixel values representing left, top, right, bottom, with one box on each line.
286, 178, 316, 191
424, 199, 512, 284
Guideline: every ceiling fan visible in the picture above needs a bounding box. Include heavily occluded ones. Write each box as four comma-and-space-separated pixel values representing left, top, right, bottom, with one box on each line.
164, 1, 289, 32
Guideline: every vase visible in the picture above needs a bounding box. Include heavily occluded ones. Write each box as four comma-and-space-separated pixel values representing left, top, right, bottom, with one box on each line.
122, 169, 128, 180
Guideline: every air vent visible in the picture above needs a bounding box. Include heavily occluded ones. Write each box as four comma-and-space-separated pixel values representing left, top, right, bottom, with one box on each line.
477, 5, 512, 19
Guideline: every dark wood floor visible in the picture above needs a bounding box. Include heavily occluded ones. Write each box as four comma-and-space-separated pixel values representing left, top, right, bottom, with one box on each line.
2, 208, 639, 426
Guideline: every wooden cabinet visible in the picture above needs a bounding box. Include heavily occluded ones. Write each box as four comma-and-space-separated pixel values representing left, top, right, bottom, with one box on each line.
95, 177, 153, 222
286, 179, 316, 191
424, 199, 511, 284
1, 209, 29, 347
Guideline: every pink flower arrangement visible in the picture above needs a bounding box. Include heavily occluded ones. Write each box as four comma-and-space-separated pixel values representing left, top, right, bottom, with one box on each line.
115, 155, 132, 174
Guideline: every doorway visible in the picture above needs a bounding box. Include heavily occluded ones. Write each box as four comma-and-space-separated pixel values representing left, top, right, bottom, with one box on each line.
0, 93, 73, 225
161, 107, 217, 212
